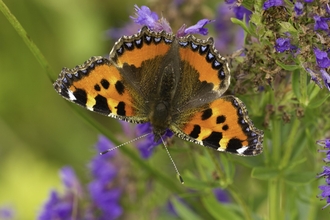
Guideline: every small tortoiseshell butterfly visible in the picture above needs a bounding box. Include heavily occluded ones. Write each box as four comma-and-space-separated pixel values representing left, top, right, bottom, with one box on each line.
54, 26, 263, 156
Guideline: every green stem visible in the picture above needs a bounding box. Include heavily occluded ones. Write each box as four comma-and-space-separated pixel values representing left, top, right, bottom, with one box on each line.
271, 118, 281, 163
0, 0, 54, 80
307, 180, 319, 220
269, 178, 279, 220
279, 117, 300, 169
299, 68, 307, 105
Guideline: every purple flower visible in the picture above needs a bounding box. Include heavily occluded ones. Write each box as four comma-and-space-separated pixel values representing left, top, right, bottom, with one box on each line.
326, 3, 330, 14
225, 0, 237, 3
130, 5, 158, 28
178, 19, 214, 37
88, 136, 123, 219
314, 16, 329, 31
130, 5, 171, 32
305, 67, 323, 88
320, 69, 330, 91
317, 138, 330, 209
314, 48, 330, 69
38, 168, 80, 220
0, 206, 14, 220
88, 182, 122, 220
136, 123, 174, 159
317, 139, 330, 149
60, 167, 81, 192
213, 188, 230, 203
294, 2, 304, 16
214, 3, 246, 53
233, 6, 252, 20
39, 136, 123, 219
89, 137, 117, 182
95, 135, 117, 158
304, 0, 313, 2
38, 190, 73, 220
275, 38, 294, 53
263, 0, 284, 10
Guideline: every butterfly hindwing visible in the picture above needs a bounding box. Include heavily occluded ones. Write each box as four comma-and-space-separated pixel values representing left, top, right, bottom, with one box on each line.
172, 96, 263, 156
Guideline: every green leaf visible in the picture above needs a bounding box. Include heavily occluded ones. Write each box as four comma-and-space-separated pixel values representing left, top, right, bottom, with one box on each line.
231, 17, 252, 36
170, 197, 203, 220
278, 22, 298, 35
202, 193, 242, 220
251, 167, 279, 180
299, 67, 308, 105
220, 154, 235, 181
276, 60, 299, 71
292, 69, 300, 100
241, 0, 254, 11
183, 170, 217, 190
284, 172, 315, 186
307, 93, 330, 109
307, 81, 321, 101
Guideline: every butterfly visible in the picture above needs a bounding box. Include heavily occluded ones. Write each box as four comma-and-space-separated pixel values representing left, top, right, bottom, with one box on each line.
53, 26, 263, 156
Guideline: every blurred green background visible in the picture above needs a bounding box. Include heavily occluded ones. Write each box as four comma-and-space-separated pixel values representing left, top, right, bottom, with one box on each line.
2, 0, 328, 219
0, 0, 142, 218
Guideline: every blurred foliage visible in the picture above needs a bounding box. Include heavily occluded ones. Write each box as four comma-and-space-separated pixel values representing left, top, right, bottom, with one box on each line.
1, 0, 330, 219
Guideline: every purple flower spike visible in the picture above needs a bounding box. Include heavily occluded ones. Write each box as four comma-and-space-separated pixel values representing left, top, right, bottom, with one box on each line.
317, 139, 330, 149
318, 138, 330, 209
304, 0, 313, 3
314, 16, 329, 31
88, 136, 123, 219
130, 5, 172, 32
155, 17, 172, 33
38, 190, 73, 220
225, 0, 237, 4
96, 135, 117, 158
60, 166, 80, 191
313, 48, 330, 69
294, 2, 303, 16
263, 0, 284, 10
130, 5, 159, 29
182, 19, 214, 36
326, 3, 330, 14
320, 69, 330, 91
275, 38, 292, 53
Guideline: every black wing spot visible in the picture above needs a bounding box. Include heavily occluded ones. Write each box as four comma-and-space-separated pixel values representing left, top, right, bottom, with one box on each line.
93, 94, 111, 115
116, 101, 126, 116
222, 125, 229, 131
216, 115, 226, 124
73, 89, 87, 106
94, 84, 101, 91
226, 138, 243, 153
203, 132, 222, 149
189, 125, 201, 139
101, 79, 110, 89
115, 81, 125, 95
201, 108, 212, 120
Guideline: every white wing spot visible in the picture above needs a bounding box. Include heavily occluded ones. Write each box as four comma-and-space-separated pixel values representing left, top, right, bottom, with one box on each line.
68, 90, 76, 101
236, 146, 248, 154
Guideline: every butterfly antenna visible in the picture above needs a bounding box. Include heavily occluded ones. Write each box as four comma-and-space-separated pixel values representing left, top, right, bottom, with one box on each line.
100, 133, 151, 155
160, 136, 184, 184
